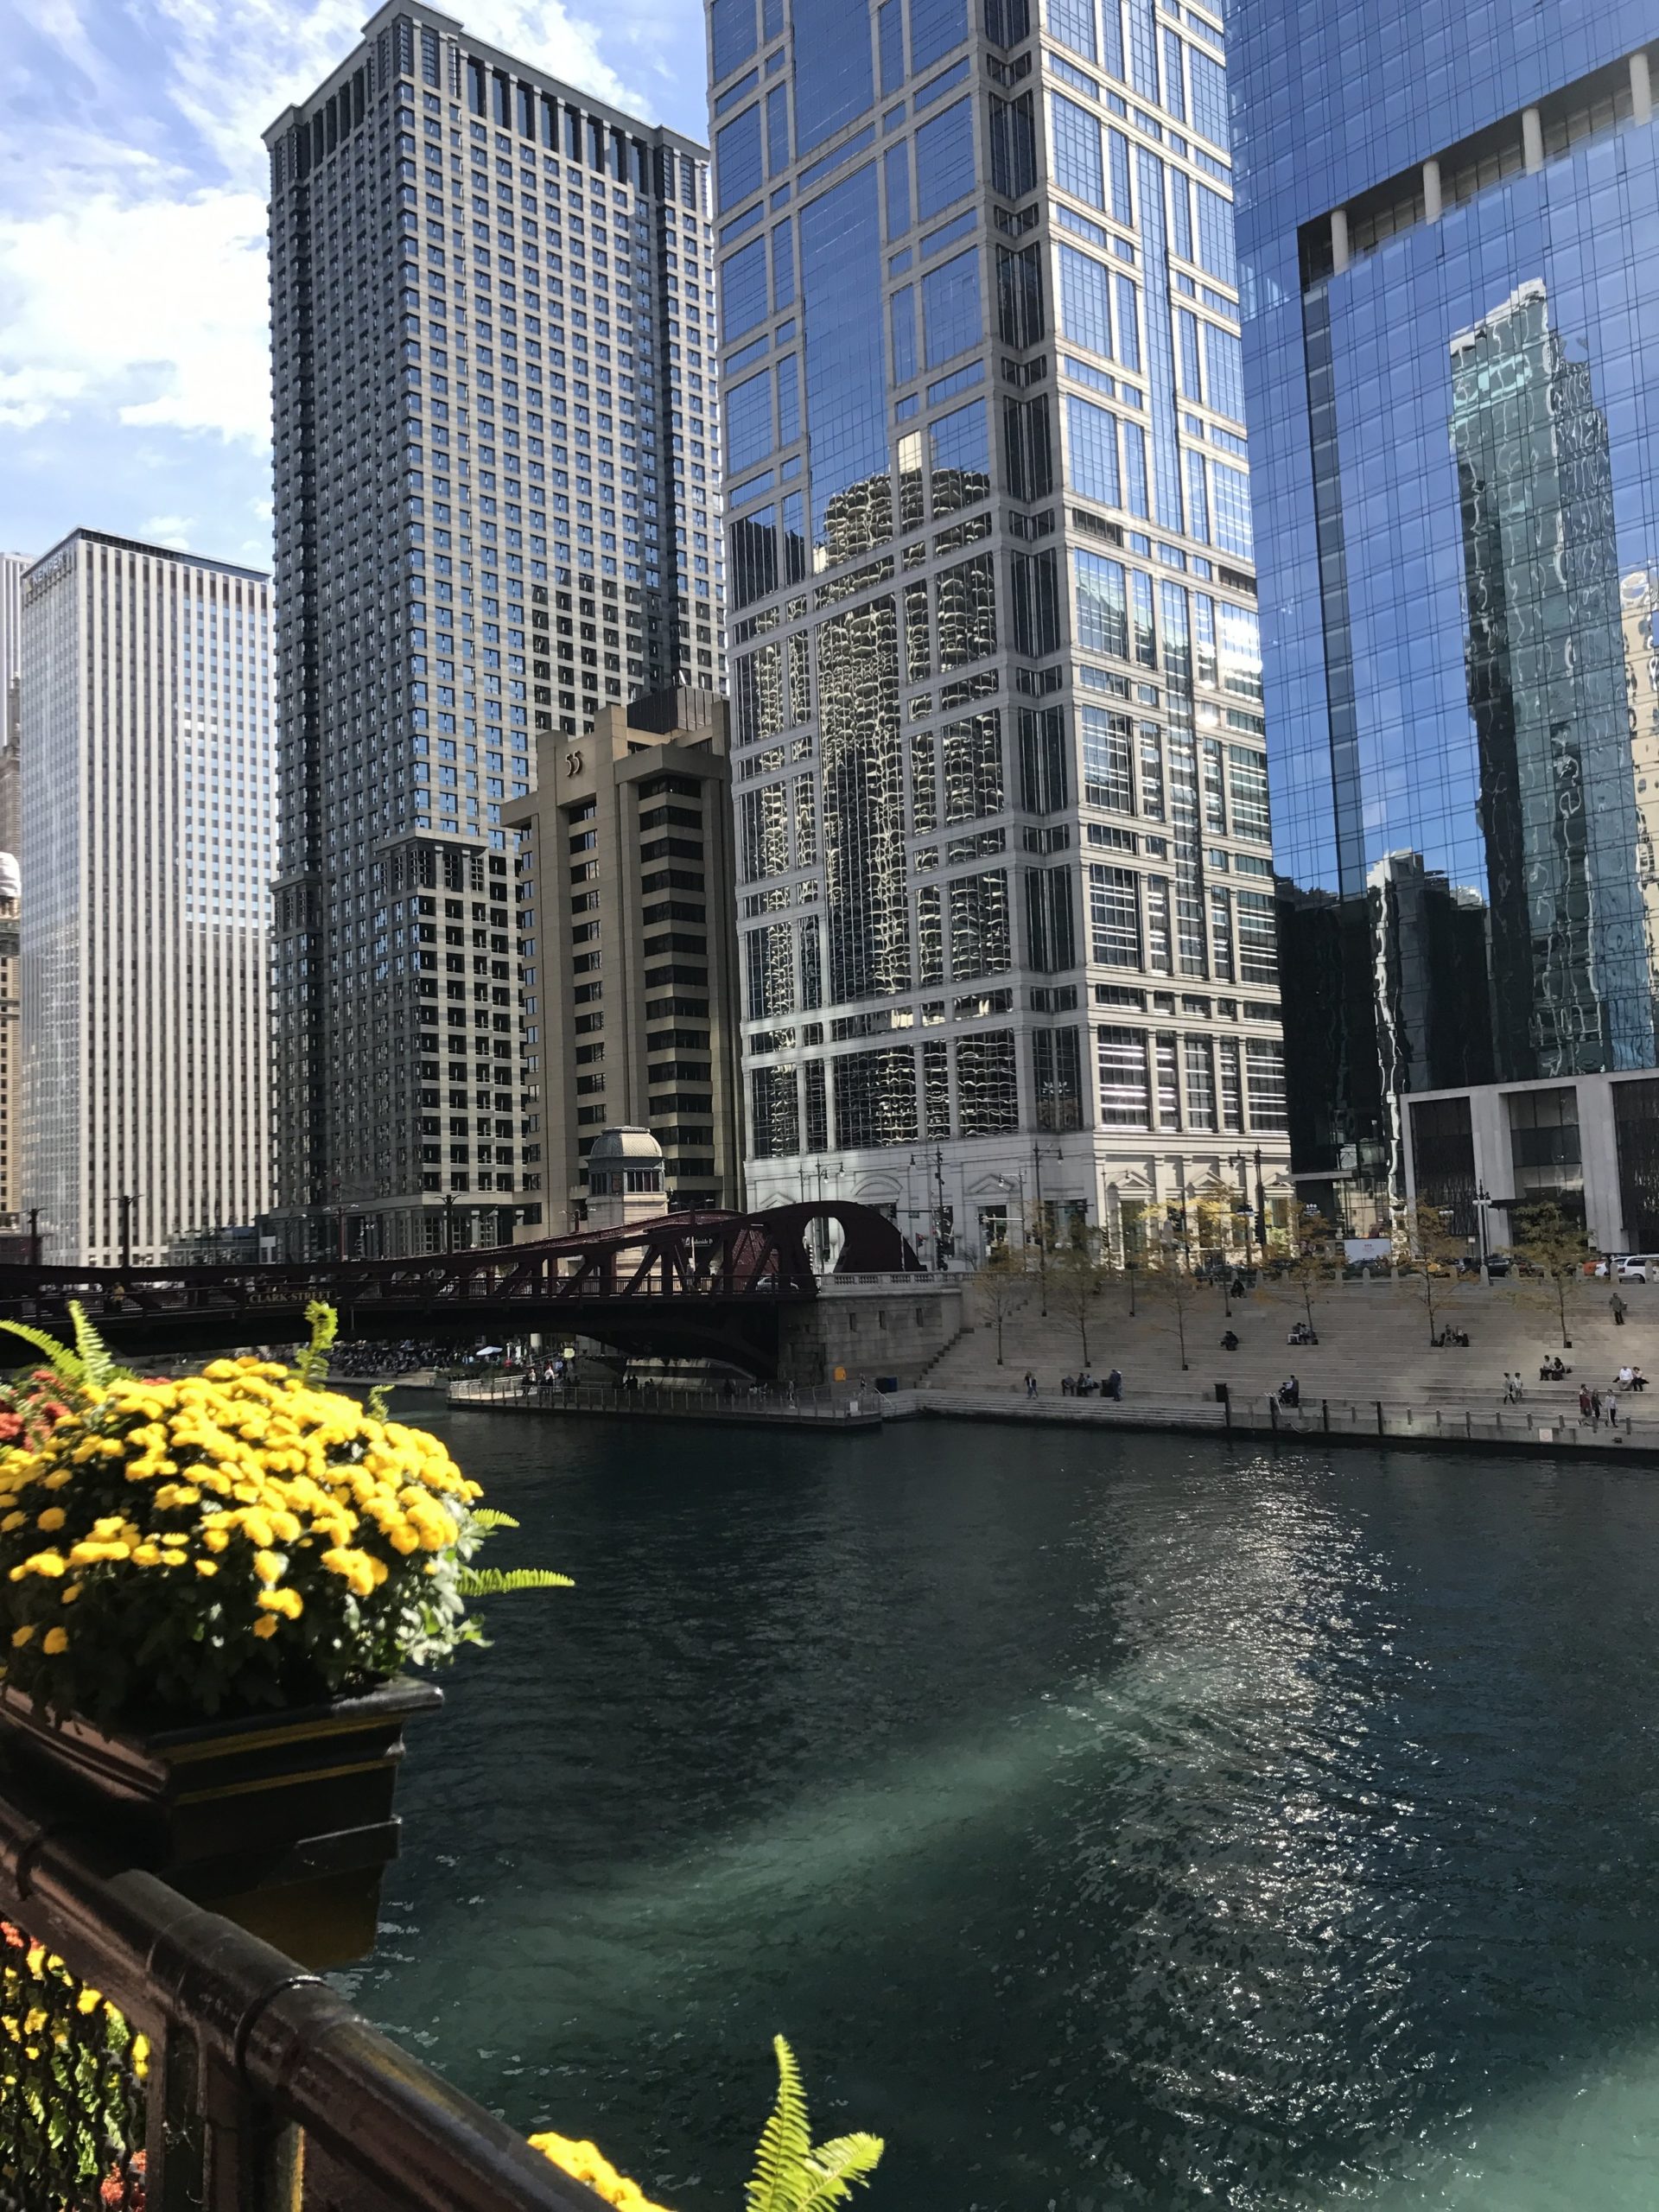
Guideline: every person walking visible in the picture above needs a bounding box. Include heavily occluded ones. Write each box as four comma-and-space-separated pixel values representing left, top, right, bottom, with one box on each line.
1611, 1291, 1628, 1327
1024, 1370, 1038, 1400
1591, 1388, 1604, 1429
1607, 1388, 1621, 1431
1580, 1382, 1592, 1421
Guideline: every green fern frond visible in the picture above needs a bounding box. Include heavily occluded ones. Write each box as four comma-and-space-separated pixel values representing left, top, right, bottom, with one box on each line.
746, 2037, 814, 2212
67, 1302, 116, 1390
296, 1301, 339, 1388
469, 1508, 520, 1530
454, 1567, 574, 1595
798, 2135, 884, 2211
0, 1320, 84, 1385
366, 1382, 391, 1421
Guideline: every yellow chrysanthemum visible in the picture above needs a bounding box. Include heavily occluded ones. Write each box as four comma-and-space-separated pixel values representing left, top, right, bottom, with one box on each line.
528, 2136, 673, 2212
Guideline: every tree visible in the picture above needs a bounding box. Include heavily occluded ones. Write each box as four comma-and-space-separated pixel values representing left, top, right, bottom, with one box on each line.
973, 1239, 1029, 1365
1142, 1224, 1196, 1371
1046, 1223, 1114, 1368
1278, 1211, 1341, 1335
1391, 1199, 1469, 1347
1503, 1200, 1592, 1350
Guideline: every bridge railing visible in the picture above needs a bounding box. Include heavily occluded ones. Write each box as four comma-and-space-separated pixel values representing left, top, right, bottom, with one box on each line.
0, 1771, 603, 2212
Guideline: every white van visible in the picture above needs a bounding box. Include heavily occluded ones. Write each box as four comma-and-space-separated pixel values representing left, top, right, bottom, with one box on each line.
1618, 1256, 1659, 1282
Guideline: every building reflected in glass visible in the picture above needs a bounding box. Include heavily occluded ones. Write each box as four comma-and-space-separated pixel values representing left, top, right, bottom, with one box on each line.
1231, 5, 1659, 1249
711, 0, 1294, 1264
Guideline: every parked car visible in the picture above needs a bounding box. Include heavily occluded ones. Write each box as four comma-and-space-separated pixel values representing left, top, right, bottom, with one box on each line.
1620, 1256, 1659, 1282
1593, 1256, 1630, 1278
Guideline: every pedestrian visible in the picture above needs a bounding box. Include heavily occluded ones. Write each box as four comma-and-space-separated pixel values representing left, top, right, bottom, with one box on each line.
1591, 1388, 1604, 1429
1612, 1292, 1628, 1326
1104, 1368, 1122, 1401
1024, 1370, 1038, 1400
1608, 1389, 1621, 1430
1580, 1383, 1592, 1421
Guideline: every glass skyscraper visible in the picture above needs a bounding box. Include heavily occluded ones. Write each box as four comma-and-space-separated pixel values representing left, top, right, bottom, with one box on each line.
266, 2, 722, 1257
1232, 2, 1659, 1251
711, 0, 1291, 1266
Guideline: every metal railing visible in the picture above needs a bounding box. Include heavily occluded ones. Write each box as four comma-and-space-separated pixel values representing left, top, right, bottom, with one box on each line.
912, 1383, 1659, 1454
450, 1376, 880, 1423
0, 1775, 604, 2212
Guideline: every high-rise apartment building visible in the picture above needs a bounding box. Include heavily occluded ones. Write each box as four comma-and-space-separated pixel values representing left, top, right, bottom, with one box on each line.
711, 0, 1291, 1266
266, 3, 726, 1259
505, 687, 744, 1228
1231, 1, 1659, 1251
18, 531, 273, 1266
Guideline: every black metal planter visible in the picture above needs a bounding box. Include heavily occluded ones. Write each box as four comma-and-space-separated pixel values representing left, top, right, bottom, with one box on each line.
0, 1675, 442, 1968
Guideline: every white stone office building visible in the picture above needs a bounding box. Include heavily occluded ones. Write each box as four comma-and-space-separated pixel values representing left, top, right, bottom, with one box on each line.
266, 2, 727, 1257
19, 531, 273, 1265
710, 0, 1293, 1266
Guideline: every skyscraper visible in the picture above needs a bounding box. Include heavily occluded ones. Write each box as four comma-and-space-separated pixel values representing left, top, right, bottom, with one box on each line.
0, 551, 25, 1230
266, 2, 724, 1258
505, 688, 745, 1228
18, 531, 273, 1266
1231, 3, 1659, 1250
711, 0, 1292, 1267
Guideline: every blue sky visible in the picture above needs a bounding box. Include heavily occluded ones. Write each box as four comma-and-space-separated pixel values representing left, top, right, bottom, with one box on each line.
0, 0, 711, 573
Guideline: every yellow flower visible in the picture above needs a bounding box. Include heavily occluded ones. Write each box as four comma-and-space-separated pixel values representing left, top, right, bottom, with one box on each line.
257, 1587, 303, 1620
41, 1628, 67, 1656
35, 1509, 65, 1533
60, 1585, 80, 1604
251, 1614, 279, 1639
252, 1549, 284, 1585
194, 1560, 219, 1578
528, 2135, 673, 2212
10, 1625, 34, 1647
0, 1513, 24, 1533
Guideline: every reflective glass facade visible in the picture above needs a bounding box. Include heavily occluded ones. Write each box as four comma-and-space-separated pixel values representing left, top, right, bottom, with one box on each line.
712, 0, 1291, 1262
1232, 0, 1659, 1233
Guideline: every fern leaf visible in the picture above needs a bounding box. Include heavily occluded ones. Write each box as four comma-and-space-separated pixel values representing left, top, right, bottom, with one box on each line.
367, 1383, 391, 1421
469, 1508, 520, 1531
67, 1302, 115, 1390
454, 1567, 574, 1595
0, 1320, 83, 1384
746, 2036, 813, 2212
798, 2135, 885, 2211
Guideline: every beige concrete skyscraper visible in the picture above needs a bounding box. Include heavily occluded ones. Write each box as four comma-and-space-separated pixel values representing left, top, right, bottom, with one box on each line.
19, 531, 273, 1264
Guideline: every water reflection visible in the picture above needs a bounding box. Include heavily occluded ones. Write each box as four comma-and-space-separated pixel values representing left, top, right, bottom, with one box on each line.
347, 1418, 1659, 2209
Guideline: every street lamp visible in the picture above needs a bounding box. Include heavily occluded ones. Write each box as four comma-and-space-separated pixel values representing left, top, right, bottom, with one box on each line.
1031, 1141, 1064, 1317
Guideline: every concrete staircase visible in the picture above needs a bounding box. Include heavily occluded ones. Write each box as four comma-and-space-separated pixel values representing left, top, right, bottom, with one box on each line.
925, 1270, 1659, 1422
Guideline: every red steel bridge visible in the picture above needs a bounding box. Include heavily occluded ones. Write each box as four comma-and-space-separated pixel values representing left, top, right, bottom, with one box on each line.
0, 1204, 922, 1376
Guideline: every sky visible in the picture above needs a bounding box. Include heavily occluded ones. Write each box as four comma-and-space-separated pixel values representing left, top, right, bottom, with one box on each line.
0, 0, 711, 574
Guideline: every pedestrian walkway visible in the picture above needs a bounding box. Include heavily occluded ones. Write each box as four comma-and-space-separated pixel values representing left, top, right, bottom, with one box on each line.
915, 1271, 1659, 1458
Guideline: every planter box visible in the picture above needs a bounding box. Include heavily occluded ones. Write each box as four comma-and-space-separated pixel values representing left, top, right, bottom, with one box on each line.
0, 1676, 442, 1968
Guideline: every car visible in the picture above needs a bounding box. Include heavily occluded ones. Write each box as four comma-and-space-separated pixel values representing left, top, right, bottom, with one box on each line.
1615, 1256, 1659, 1283
1594, 1256, 1630, 1278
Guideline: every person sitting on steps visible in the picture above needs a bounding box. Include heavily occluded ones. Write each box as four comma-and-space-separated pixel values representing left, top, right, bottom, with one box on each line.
1221, 1329, 1239, 1351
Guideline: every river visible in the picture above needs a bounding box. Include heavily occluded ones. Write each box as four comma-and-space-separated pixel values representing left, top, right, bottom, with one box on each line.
340, 1412, 1659, 2209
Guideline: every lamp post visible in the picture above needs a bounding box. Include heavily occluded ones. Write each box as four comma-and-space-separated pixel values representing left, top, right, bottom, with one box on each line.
1031, 1141, 1063, 1317
988, 1171, 1025, 1268
443, 1192, 455, 1255
118, 1193, 135, 1273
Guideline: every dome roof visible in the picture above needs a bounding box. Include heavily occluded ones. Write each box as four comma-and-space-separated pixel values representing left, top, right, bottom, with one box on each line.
587, 1125, 664, 1164
0, 854, 19, 904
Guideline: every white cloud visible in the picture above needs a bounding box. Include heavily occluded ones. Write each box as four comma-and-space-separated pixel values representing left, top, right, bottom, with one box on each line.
0, 190, 270, 443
